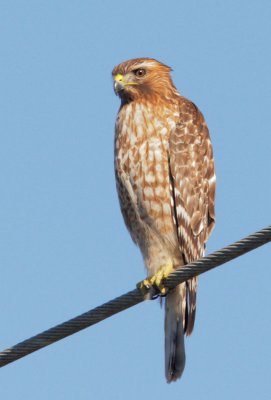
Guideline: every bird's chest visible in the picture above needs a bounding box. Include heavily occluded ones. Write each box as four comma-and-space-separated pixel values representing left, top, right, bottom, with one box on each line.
115, 103, 177, 187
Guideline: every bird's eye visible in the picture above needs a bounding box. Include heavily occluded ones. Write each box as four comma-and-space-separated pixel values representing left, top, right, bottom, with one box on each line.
133, 68, 146, 77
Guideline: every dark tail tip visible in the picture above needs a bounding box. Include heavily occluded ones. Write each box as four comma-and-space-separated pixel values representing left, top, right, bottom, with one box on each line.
166, 339, 186, 383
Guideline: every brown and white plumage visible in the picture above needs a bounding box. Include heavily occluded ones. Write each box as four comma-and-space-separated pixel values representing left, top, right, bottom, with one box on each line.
112, 58, 215, 382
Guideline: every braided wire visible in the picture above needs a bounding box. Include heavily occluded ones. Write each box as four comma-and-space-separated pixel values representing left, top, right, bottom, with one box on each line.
0, 225, 270, 368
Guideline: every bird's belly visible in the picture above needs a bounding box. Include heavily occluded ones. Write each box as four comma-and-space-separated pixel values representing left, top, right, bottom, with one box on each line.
116, 138, 180, 274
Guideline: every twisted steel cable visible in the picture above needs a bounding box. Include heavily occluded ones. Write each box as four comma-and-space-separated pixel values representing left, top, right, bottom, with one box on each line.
0, 225, 270, 368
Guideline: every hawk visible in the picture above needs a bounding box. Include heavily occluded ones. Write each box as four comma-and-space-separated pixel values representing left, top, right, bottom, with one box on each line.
112, 58, 215, 382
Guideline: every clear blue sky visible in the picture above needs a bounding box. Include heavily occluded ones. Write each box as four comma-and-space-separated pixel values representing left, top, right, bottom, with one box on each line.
1, 1, 270, 399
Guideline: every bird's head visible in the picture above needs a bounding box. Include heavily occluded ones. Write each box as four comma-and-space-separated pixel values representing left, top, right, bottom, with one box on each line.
112, 58, 177, 103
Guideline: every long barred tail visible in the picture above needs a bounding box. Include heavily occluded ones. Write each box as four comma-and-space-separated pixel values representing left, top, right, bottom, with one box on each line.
165, 284, 186, 383
165, 278, 197, 382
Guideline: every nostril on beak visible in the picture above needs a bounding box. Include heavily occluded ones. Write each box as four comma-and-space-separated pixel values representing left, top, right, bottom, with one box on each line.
115, 74, 124, 82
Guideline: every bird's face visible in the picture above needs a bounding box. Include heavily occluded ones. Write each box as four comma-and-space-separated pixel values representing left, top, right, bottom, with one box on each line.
113, 67, 147, 96
112, 58, 175, 102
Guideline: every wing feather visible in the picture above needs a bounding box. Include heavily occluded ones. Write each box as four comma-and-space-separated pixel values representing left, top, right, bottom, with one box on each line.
169, 97, 216, 334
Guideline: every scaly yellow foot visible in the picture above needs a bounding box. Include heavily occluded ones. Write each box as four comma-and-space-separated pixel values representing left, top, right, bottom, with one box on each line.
137, 262, 174, 297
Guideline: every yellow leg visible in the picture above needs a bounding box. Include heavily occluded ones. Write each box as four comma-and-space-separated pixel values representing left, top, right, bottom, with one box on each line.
137, 262, 174, 296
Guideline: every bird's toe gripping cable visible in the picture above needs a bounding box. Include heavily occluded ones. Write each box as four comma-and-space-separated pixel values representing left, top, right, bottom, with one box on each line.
137, 262, 174, 299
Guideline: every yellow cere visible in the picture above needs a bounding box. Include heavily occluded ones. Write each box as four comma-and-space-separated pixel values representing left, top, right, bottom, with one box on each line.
114, 74, 124, 82
114, 73, 138, 86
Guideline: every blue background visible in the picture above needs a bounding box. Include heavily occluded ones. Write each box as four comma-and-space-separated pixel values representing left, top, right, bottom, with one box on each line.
1, 1, 270, 399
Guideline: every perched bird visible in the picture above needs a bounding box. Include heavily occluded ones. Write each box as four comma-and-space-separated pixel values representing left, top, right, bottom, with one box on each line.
112, 58, 215, 382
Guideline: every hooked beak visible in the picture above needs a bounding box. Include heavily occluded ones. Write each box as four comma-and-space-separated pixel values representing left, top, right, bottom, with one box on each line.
113, 73, 137, 95
113, 74, 125, 95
